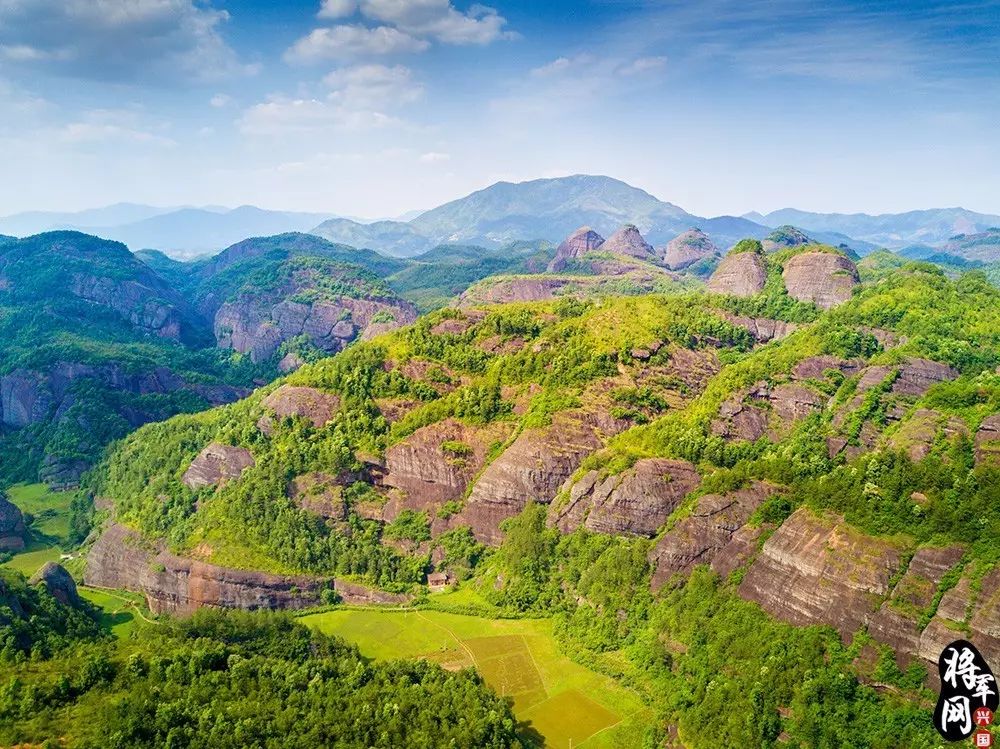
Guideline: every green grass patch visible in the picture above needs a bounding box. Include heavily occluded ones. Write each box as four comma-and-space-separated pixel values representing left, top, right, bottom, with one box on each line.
299, 608, 649, 748
77, 586, 147, 638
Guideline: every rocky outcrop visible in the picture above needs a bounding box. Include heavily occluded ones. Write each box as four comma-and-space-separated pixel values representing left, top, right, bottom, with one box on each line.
182, 443, 255, 490
712, 380, 825, 443
0, 362, 245, 429
547, 227, 605, 272
600, 224, 655, 259
718, 312, 798, 344
761, 225, 814, 254
888, 408, 968, 462
867, 545, 964, 666
663, 228, 719, 270
649, 481, 778, 589
889, 358, 959, 397
258, 385, 340, 435
791, 355, 863, 381
0, 494, 26, 551
29, 562, 80, 606
976, 415, 1000, 465
459, 413, 604, 544
216, 295, 416, 364
707, 251, 767, 298
85, 523, 407, 614
382, 419, 516, 521
920, 567, 1000, 668
70, 273, 192, 342
288, 472, 348, 520
459, 277, 571, 306
781, 252, 859, 309
738, 508, 905, 640
553, 458, 700, 537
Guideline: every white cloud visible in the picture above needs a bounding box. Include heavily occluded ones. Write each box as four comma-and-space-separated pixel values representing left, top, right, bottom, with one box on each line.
239, 96, 403, 135
318, 0, 358, 19
531, 54, 594, 78
323, 63, 423, 109
419, 151, 450, 163
618, 56, 667, 76
209, 93, 233, 108
59, 121, 176, 146
286, 24, 429, 63
0, 0, 248, 82
359, 0, 512, 45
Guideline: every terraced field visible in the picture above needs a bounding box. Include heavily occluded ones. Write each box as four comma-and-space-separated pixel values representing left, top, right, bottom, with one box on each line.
300, 607, 651, 747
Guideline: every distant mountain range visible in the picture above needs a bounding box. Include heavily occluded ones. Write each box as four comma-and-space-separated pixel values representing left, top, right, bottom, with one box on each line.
0, 205, 335, 259
747, 207, 1000, 248
3, 176, 998, 261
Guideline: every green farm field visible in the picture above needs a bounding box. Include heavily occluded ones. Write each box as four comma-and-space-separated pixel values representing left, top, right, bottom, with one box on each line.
1, 483, 75, 577
299, 607, 651, 748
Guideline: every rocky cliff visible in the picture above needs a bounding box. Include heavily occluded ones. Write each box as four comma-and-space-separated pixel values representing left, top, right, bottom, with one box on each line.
0, 493, 26, 551
85, 523, 407, 613
781, 251, 859, 309
547, 226, 605, 272
662, 228, 719, 270
761, 225, 814, 254
600, 224, 656, 259
706, 251, 767, 297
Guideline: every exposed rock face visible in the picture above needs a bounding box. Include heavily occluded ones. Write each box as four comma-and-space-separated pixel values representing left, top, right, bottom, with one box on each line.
553, 458, 700, 537
288, 472, 348, 520
920, 566, 1000, 669
718, 312, 798, 343
0, 362, 245, 430
761, 225, 814, 254
867, 545, 964, 666
29, 562, 80, 606
888, 408, 968, 462
216, 295, 416, 364
0, 494, 27, 551
710, 524, 769, 579
258, 385, 340, 435
707, 251, 767, 298
85, 523, 407, 613
70, 273, 192, 342
460, 413, 604, 544
890, 358, 959, 397
649, 481, 777, 589
791, 355, 863, 381
459, 277, 571, 306
738, 509, 905, 639
382, 419, 516, 521
600, 224, 655, 259
547, 227, 605, 272
662, 228, 719, 270
182, 443, 255, 490
781, 252, 859, 309
976, 414, 1000, 465
712, 380, 825, 443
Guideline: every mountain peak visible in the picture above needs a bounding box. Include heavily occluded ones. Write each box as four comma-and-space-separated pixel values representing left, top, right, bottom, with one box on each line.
600, 224, 655, 259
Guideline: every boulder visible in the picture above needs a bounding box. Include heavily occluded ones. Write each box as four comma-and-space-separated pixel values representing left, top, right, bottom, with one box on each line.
547, 227, 605, 272
738, 508, 905, 640
182, 443, 255, 490
29, 562, 81, 606
0, 494, 26, 551
649, 481, 777, 589
257, 384, 340, 435
663, 228, 719, 270
781, 251, 859, 309
553, 458, 701, 537
600, 224, 655, 259
707, 251, 767, 298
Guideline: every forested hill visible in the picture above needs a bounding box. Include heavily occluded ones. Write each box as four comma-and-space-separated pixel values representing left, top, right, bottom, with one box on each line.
71, 242, 1000, 745
0, 566, 518, 747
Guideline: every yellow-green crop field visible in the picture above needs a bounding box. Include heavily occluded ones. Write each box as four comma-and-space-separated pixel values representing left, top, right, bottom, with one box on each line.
300, 607, 651, 748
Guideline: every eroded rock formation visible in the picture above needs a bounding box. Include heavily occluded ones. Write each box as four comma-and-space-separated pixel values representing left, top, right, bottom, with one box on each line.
781, 251, 859, 309
707, 251, 767, 298
257, 384, 340, 435
0, 494, 26, 551
547, 227, 606, 272
182, 443, 255, 490
663, 228, 719, 271
29, 562, 80, 606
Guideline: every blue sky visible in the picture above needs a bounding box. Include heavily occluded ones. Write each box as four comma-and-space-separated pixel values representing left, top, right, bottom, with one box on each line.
0, 0, 998, 218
